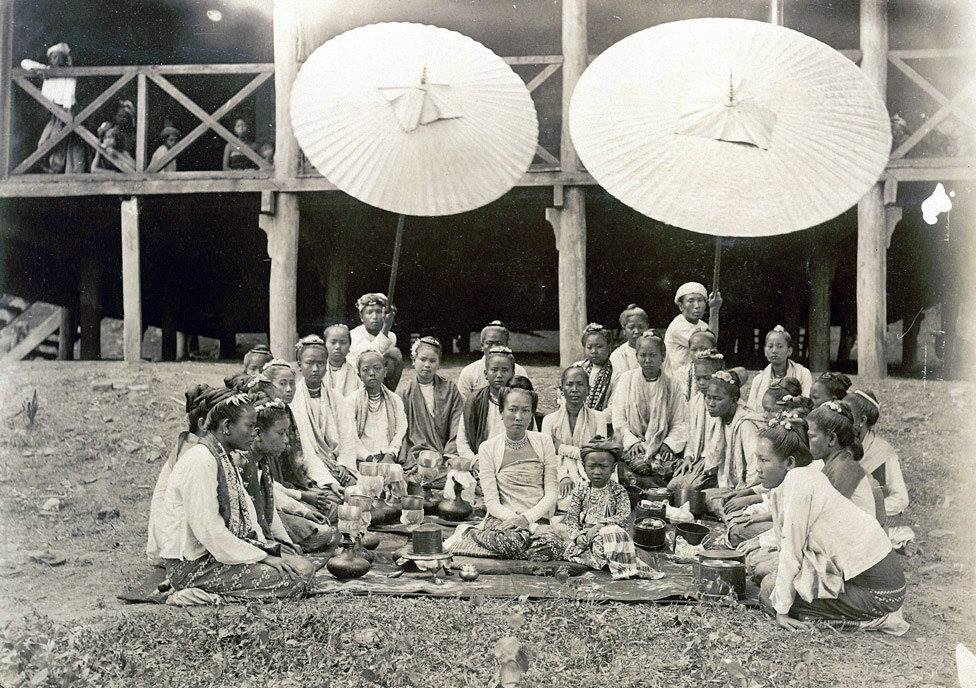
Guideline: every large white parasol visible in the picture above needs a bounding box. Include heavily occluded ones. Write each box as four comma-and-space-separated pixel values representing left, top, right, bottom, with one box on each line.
569, 18, 892, 244
292, 22, 538, 299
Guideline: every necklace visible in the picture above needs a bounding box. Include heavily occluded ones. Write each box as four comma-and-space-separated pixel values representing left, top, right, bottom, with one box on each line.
505, 434, 529, 451
367, 393, 383, 413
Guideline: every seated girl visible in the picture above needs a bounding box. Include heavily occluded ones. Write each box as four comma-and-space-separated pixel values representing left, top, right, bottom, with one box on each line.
244, 398, 339, 553
746, 326, 813, 412
807, 400, 883, 519
751, 413, 908, 634
322, 324, 362, 396
610, 332, 687, 489
669, 350, 724, 492
674, 330, 718, 402
844, 390, 909, 536
608, 304, 649, 376
573, 323, 616, 410
344, 351, 408, 474
399, 336, 464, 476
160, 395, 315, 600
700, 371, 765, 513
255, 360, 342, 520
541, 366, 611, 510
758, 377, 814, 419
148, 384, 232, 565
809, 371, 852, 408
456, 346, 517, 460
562, 437, 658, 580
446, 386, 560, 561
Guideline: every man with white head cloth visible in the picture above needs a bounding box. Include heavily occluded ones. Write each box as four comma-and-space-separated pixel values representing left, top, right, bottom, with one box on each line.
663, 282, 721, 377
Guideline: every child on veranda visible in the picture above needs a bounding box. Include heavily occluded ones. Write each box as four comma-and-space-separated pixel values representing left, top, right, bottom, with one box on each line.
562, 437, 659, 580
746, 326, 813, 412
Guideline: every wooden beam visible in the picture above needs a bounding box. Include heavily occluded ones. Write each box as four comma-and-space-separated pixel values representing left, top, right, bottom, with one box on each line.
889, 76, 976, 160
135, 73, 147, 171
0, 309, 62, 365
0, 0, 13, 177
121, 197, 142, 362
57, 307, 73, 360
525, 63, 561, 93
856, 0, 889, 380
148, 73, 269, 170
10, 63, 274, 78
0, 167, 599, 197
503, 56, 562, 65
78, 259, 101, 360
808, 246, 836, 372
147, 71, 272, 172
535, 144, 560, 166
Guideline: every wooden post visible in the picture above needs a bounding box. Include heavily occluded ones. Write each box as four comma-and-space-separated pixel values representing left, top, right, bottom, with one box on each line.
324, 236, 348, 321
57, 306, 74, 360
135, 72, 147, 172
546, 0, 588, 368
262, 0, 302, 358
79, 259, 101, 360
121, 196, 142, 362
175, 331, 187, 360
808, 250, 836, 373
0, 0, 12, 177
160, 302, 176, 361
856, 0, 889, 379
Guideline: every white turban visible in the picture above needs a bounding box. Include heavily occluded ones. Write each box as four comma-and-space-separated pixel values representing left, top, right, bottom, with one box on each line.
47, 43, 70, 56
674, 282, 707, 306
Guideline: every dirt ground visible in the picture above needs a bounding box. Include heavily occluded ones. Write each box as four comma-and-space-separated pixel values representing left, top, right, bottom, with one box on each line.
0, 360, 974, 687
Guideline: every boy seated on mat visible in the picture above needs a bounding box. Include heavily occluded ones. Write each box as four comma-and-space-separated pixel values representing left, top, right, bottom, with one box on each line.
347, 292, 404, 391
561, 437, 659, 580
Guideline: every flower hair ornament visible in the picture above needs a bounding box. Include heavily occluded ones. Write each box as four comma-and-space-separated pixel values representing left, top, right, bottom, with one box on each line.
768, 411, 802, 430
823, 400, 845, 414
695, 348, 724, 360
245, 373, 269, 390
486, 345, 514, 356
254, 398, 286, 413
772, 324, 787, 333
217, 393, 250, 409
411, 335, 442, 359
853, 389, 880, 411
712, 370, 737, 385
261, 358, 292, 372
583, 322, 605, 333
295, 334, 326, 352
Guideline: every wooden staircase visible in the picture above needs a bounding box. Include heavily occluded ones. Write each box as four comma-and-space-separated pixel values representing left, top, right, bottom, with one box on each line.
0, 296, 68, 364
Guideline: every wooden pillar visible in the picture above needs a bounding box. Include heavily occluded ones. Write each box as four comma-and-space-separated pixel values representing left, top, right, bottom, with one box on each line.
546, 0, 588, 368
262, 0, 302, 359
808, 247, 836, 373
78, 259, 101, 360
160, 303, 177, 361
0, 0, 13, 177
324, 237, 347, 321
57, 306, 74, 360
121, 196, 142, 362
856, 0, 889, 379
175, 331, 188, 360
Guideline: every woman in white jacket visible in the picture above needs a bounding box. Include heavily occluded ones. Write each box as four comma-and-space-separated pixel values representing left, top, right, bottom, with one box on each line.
447, 386, 560, 560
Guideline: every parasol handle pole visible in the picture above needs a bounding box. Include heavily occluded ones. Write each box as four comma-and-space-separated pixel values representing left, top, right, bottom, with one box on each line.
712, 237, 722, 294
387, 213, 406, 306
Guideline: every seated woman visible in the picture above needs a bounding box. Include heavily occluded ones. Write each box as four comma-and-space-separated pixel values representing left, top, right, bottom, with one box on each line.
344, 351, 408, 474
610, 332, 687, 489
700, 371, 766, 513
573, 323, 616, 411
746, 326, 814, 412
446, 386, 560, 560
160, 394, 315, 600
456, 346, 517, 460
147, 384, 231, 565
542, 366, 611, 511
809, 371, 852, 408
256, 360, 342, 519
807, 400, 882, 519
752, 414, 908, 634
399, 336, 464, 475
668, 350, 725, 492
608, 304, 648, 377
291, 336, 357, 488
244, 398, 339, 553
844, 390, 909, 535
562, 437, 658, 579
322, 324, 362, 397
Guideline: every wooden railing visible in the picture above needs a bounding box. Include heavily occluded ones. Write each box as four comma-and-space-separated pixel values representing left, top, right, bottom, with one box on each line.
6, 63, 274, 179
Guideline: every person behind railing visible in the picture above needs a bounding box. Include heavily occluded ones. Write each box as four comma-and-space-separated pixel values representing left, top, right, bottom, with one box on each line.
90, 122, 134, 173
20, 42, 87, 173
223, 117, 259, 170
150, 123, 181, 172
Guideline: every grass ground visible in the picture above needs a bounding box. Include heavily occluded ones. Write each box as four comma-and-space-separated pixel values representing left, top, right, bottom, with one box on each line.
0, 360, 974, 687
